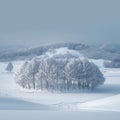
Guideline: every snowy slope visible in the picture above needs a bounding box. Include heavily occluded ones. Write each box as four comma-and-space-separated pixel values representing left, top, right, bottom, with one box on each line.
77, 94, 120, 112
0, 59, 120, 120
0, 94, 51, 110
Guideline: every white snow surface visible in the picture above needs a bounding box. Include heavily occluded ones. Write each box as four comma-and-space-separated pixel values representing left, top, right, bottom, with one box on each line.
0, 59, 120, 120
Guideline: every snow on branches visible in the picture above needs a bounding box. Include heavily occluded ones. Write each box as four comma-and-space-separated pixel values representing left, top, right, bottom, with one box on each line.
15, 48, 105, 91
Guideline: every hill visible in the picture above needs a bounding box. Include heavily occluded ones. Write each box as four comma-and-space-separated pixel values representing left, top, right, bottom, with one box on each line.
0, 43, 120, 61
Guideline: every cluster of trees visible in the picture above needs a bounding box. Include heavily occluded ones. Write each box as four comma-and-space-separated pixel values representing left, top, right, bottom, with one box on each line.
15, 50, 105, 92
104, 59, 120, 68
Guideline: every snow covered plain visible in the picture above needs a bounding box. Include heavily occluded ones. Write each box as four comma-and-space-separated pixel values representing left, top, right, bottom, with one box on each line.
0, 60, 120, 120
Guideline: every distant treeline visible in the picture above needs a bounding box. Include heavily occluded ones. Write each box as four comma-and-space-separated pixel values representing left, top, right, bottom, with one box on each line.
0, 43, 120, 61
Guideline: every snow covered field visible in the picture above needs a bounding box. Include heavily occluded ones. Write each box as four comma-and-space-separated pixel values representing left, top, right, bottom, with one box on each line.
0, 60, 120, 120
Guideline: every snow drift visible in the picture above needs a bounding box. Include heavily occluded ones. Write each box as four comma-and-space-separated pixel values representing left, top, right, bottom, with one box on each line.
15, 48, 105, 92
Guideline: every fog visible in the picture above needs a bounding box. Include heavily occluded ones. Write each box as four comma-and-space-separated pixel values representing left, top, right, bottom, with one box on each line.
0, 0, 120, 46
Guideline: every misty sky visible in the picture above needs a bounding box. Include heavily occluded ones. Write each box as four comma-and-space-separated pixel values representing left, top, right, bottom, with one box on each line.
0, 0, 120, 46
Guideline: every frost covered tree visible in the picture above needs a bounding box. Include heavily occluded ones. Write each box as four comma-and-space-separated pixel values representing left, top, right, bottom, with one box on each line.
15, 48, 105, 91
6, 62, 13, 72
26, 58, 39, 89
15, 58, 39, 89
15, 61, 29, 88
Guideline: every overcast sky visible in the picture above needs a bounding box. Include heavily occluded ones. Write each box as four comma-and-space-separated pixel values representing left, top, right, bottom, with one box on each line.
0, 0, 120, 46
